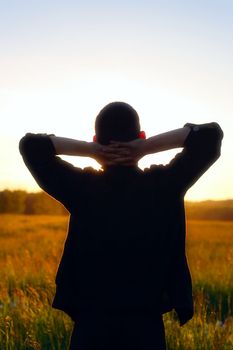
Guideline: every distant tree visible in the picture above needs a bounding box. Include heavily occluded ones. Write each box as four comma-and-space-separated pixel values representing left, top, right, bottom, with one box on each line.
24, 192, 37, 214
0, 190, 67, 215
0, 190, 26, 213
185, 200, 233, 221
24, 192, 67, 214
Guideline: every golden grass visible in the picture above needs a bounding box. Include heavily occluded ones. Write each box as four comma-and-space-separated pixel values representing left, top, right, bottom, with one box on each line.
0, 214, 232, 349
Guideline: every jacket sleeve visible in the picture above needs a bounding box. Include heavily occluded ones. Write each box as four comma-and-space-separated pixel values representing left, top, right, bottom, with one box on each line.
166, 122, 224, 194
19, 133, 85, 209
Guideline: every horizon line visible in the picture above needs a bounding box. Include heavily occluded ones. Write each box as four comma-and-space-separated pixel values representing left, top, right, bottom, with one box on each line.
0, 187, 232, 203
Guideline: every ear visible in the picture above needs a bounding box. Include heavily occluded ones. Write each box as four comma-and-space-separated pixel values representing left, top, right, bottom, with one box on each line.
138, 131, 146, 139
93, 135, 97, 142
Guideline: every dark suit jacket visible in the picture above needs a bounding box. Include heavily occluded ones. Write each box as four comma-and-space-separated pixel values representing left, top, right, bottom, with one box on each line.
19, 122, 223, 326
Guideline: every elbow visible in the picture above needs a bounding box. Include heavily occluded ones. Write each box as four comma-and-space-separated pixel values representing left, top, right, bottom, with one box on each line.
19, 133, 35, 156
19, 133, 56, 163
209, 122, 224, 142
214, 146, 221, 162
208, 123, 224, 161
19, 134, 30, 156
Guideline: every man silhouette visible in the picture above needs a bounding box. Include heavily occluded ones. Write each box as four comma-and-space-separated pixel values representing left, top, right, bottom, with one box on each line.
19, 102, 223, 349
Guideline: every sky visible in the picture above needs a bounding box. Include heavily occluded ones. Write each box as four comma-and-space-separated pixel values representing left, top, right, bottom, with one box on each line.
0, 0, 232, 200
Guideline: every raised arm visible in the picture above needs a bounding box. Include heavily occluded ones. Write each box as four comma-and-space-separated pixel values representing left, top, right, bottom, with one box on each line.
19, 133, 131, 204
49, 136, 94, 156
47, 126, 190, 165
106, 122, 224, 193
102, 126, 191, 165
19, 133, 90, 208
140, 126, 191, 155
49, 135, 126, 166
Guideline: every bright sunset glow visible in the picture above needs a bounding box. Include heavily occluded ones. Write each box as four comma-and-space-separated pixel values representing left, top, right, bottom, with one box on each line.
0, 1, 232, 200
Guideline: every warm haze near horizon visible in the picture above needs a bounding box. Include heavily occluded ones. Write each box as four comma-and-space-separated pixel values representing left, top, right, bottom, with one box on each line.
0, 0, 232, 201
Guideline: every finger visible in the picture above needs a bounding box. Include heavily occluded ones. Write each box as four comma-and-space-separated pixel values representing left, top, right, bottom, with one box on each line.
113, 149, 130, 155
101, 147, 116, 153
100, 155, 119, 162
110, 145, 132, 153
101, 149, 130, 158
106, 145, 131, 153
99, 149, 120, 156
109, 141, 129, 147
106, 144, 121, 150
100, 153, 125, 162
101, 146, 130, 155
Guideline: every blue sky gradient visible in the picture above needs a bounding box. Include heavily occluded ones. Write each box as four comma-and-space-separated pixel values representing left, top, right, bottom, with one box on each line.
0, 0, 232, 199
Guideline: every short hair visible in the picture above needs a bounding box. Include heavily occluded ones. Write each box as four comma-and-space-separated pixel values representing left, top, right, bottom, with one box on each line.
95, 102, 140, 145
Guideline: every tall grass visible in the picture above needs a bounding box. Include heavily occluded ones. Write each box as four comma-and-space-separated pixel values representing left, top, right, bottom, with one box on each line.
0, 214, 232, 349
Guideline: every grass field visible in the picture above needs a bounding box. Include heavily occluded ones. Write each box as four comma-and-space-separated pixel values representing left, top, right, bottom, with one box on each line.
0, 214, 232, 349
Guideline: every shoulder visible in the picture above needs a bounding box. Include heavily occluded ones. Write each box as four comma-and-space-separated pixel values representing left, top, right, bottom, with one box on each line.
183, 122, 223, 150
143, 163, 167, 176
82, 167, 102, 175
141, 164, 172, 186
79, 167, 103, 181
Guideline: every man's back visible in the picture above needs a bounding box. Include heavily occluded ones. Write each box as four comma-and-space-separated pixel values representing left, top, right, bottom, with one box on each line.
19, 121, 223, 328
58, 165, 181, 313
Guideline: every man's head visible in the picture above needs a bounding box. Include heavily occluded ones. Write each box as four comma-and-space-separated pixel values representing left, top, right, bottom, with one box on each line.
94, 102, 141, 145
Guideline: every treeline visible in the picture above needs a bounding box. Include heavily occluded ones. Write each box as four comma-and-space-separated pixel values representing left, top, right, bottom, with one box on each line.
0, 190, 67, 215
0, 190, 233, 220
185, 200, 233, 221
